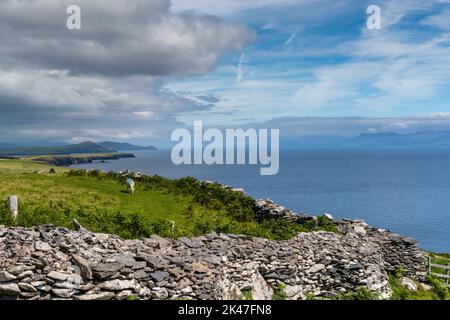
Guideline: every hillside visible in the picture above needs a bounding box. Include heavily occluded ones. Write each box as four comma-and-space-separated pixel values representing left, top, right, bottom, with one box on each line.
0, 158, 66, 174
0, 142, 113, 156
0, 169, 335, 240
349, 131, 450, 147
98, 141, 157, 151
31, 153, 135, 166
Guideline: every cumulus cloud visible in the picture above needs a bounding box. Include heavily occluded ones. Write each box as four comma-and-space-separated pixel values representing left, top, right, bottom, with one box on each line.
292, 4, 450, 112
0, 0, 255, 76
0, 0, 255, 144
422, 8, 450, 30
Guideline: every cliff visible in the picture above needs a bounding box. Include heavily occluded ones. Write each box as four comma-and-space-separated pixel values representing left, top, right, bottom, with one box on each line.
31, 153, 135, 166
0, 217, 426, 300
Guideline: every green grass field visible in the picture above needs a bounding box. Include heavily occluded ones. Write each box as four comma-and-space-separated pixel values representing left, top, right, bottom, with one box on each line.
0, 158, 67, 174
0, 158, 336, 240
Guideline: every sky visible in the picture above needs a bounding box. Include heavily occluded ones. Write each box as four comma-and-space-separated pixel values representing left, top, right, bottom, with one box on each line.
0, 0, 450, 146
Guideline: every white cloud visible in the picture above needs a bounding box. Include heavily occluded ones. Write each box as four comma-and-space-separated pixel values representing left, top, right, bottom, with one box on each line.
171, 0, 305, 15
0, 0, 256, 143
236, 54, 246, 83
422, 8, 450, 30
0, 0, 255, 76
283, 30, 299, 46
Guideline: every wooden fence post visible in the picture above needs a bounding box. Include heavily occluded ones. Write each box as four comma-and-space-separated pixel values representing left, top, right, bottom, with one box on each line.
8, 195, 18, 220
447, 263, 450, 287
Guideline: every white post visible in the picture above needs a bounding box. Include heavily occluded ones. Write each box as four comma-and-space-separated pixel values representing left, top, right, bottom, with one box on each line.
170, 221, 175, 236
8, 195, 18, 220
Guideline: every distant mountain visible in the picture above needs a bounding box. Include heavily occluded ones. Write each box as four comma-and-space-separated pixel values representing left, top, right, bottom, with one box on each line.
281, 136, 347, 148
98, 141, 157, 151
0, 142, 114, 156
349, 131, 450, 147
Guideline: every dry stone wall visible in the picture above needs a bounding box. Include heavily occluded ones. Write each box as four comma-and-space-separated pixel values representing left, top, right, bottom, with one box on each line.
0, 216, 426, 300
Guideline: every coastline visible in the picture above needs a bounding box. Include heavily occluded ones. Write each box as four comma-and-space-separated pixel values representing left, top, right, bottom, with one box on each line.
31, 153, 136, 166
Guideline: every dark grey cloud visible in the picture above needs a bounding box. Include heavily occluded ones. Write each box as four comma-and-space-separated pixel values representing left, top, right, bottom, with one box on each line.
0, 69, 216, 145
0, 0, 255, 144
0, 0, 255, 76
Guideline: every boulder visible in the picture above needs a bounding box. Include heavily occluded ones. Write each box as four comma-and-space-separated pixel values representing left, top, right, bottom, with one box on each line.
72, 254, 93, 280
0, 283, 21, 296
0, 271, 17, 282
309, 264, 326, 273
400, 277, 418, 291
74, 292, 115, 300
98, 279, 138, 291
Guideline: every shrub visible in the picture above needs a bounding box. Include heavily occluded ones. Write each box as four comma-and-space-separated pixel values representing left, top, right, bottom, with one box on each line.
272, 283, 287, 300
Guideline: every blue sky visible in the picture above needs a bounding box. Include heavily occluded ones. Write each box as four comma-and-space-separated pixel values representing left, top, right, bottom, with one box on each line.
0, 0, 450, 145
169, 0, 450, 131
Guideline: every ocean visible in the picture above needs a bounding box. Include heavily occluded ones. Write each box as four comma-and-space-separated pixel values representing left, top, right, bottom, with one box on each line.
73, 148, 450, 253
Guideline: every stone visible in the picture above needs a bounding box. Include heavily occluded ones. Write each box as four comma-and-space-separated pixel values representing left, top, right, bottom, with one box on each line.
31, 281, 46, 287
133, 270, 148, 280
54, 281, 79, 290
150, 271, 170, 282
419, 283, 433, 291
98, 279, 137, 291
309, 264, 326, 273
17, 270, 34, 279
72, 218, 84, 232
401, 237, 417, 245
72, 254, 93, 280
94, 262, 124, 273
151, 287, 169, 300
191, 262, 210, 274
109, 254, 136, 267
146, 256, 169, 269
400, 277, 418, 291
75, 292, 115, 300
47, 271, 70, 281
132, 261, 147, 270
284, 285, 303, 299
353, 226, 367, 236
250, 271, 273, 300
52, 288, 75, 298
166, 256, 186, 267
18, 283, 37, 292
117, 290, 134, 300
0, 271, 17, 282
348, 263, 363, 270
180, 286, 193, 295
324, 213, 334, 220
35, 241, 52, 251
7, 265, 34, 275
0, 283, 21, 296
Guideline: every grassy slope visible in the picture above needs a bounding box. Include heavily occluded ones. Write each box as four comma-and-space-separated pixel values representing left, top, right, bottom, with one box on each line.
0, 159, 336, 240
0, 158, 68, 174
0, 172, 212, 237
0, 141, 112, 156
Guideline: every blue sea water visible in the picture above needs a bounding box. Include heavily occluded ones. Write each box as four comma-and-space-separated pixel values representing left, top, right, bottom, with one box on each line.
73, 148, 450, 252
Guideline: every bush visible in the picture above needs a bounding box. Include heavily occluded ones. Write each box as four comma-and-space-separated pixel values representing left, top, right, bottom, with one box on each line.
272, 283, 287, 300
